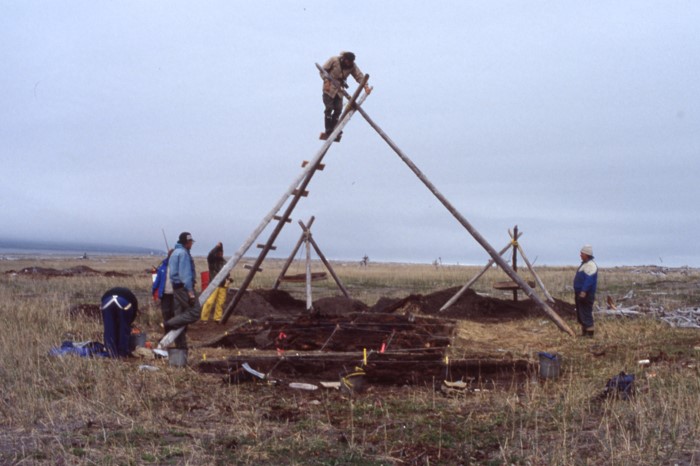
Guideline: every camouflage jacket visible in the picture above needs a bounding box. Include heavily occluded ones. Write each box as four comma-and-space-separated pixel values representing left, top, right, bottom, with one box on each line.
320, 53, 365, 98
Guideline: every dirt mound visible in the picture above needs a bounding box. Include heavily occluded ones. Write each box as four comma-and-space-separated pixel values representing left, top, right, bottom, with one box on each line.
252, 289, 306, 313
232, 290, 279, 319
219, 287, 574, 323
313, 296, 369, 316
370, 287, 575, 321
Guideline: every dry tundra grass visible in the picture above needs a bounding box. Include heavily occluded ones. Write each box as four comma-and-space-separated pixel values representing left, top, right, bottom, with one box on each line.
0, 255, 698, 465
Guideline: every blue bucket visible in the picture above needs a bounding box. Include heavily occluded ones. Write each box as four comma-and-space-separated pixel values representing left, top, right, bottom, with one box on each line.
538, 352, 561, 379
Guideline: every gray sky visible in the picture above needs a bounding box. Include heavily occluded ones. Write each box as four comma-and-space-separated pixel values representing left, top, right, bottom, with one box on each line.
2, 1, 699, 267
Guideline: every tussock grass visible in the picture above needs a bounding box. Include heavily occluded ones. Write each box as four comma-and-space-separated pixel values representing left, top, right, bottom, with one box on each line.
0, 256, 698, 464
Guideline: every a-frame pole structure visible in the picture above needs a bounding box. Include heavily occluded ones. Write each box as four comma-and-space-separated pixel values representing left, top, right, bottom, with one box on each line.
272, 217, 316, 290
272, 216, 350, 300
316, 64, 575, 336
297, 218, 350, 299
439, 226, 555, 312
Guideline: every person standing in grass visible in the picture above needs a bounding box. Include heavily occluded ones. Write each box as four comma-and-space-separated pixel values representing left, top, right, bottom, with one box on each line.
200, 242, 230, 323
100, 287, 138, 357
163, 232, 201, 348
574, 244, 598, 337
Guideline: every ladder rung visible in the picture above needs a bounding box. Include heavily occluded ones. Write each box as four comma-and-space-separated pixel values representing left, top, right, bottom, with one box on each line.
256, 243, 276, 250
273, 215, 292, 223
244, 264, 263, 272
301, 160, 325, 170
293, 189, 309, 197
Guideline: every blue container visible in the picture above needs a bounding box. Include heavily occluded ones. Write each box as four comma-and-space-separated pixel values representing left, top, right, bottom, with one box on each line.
538, 352, 561, 379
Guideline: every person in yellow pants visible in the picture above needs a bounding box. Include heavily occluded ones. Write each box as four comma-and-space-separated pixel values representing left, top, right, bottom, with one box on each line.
200, 242, 229, 322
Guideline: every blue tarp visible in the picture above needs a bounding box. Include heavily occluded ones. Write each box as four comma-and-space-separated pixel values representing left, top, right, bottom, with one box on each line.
49, 341, 110, 358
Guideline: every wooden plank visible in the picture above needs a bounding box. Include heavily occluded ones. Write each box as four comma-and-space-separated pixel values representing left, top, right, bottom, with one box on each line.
302, 160, 325, 170
257, 243, 276, 250
273, 215, 292, 223
281, 272, 328, 282
493, 280, 536, 291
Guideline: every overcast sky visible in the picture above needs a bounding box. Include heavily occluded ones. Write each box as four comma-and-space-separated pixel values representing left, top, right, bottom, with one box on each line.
2, 2, 699, 267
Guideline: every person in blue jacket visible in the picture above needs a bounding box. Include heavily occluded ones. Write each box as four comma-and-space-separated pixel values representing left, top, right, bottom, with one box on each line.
573, 244, 598, 337
152, 248, 174, 323
100, 287, 138, 357
163, 232, 201, 348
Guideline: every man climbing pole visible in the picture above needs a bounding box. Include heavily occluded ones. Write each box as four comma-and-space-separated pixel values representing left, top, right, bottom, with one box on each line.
319, 51, 372, 142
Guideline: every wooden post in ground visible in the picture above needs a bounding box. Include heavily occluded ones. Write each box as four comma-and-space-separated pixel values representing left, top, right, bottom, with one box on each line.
511, 225, 519, 302
305, 229, 313, 312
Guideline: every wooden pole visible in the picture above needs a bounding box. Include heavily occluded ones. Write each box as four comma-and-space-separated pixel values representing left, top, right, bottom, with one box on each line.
348, 101, 575, 336
512, 225, 519, 302
305, 230, 313, 312
299, 220, 351, 298
439, 240, 514, 312
218, 78, 370, 324
273, 217, 316, 290
516, 243, 555, 303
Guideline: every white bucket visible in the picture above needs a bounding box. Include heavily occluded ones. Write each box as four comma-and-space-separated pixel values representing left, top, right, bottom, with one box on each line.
168, 348, 188, 367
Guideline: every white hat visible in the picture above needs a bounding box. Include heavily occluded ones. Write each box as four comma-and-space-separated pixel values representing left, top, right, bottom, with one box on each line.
580, 244, 593, 256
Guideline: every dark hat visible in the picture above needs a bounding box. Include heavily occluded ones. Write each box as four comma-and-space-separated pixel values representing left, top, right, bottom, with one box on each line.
178, 232, 195, 244
341, 51, 356, 62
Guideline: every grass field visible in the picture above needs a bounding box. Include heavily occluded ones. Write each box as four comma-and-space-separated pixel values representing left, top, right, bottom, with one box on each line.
0, 256, 698, 465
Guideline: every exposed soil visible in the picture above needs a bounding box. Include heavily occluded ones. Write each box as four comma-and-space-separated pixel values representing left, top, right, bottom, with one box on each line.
184, 287, 567, 387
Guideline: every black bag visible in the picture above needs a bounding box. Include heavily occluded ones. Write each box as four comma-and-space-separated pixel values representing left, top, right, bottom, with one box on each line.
604, 372, 635, 399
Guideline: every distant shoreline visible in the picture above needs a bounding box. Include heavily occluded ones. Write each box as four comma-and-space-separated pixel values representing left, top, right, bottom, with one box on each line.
0, 240, 165, 259
0, 248, 166, 259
